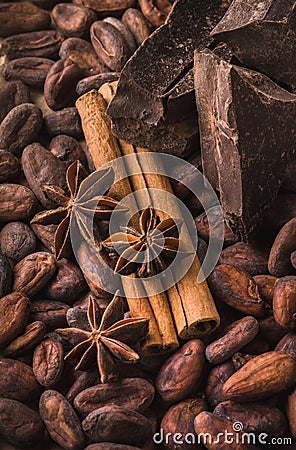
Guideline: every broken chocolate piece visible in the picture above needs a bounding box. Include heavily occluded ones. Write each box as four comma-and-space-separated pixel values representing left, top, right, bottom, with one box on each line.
211, 0, 296, 90
107, 0, 231, 156
194, 49, 296, 240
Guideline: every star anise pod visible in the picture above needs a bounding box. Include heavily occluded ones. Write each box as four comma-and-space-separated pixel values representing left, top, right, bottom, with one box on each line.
31, 161, 126, 260
103, 207, 183, 277
56, 294, 149, 383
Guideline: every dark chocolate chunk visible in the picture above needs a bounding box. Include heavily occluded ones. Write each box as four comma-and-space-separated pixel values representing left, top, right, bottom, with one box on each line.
211, 0, 296, 90
107, 0, 231, 156
194, 49, 296, 240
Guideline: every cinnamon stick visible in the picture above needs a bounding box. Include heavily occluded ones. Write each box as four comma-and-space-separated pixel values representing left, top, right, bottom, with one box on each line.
76, 89, 179, 355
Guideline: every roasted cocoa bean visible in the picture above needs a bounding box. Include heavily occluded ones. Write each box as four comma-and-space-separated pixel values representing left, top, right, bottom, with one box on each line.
2, 30, 64, 60
0, 292, 30, 348
205, 316, 259, 364
0, 183, 38, 222
59, 37, 107, 77
43, 258, 87, 304
205, 361, 235, 407
268, 218, 296, 276
275, 332, 296, 359
195, 210, 239, 247
219, 242, 269, 275
13, 252, 57, 297
104, 17, 136, 54
22, 142, 67, 209
273, 276, 296, 329
44, 58, 83, 111
33, 338, 64, 387
252, 274, 278, 304
77, 72, 121, 97
214, 400, 287, 437
0, 80, 31, 123
90, 21, 130, 71
0, 150, 20, 182
0, 221, 36, 261
30, 221, 57, 254
194, 412, 254, 450
73, 0, 136, 13
0, 252, 13, 297
0, 357, 40, 402
0, 2, 51, 37
156, 340, 205, 403
43, 107, 83, 138
74, 378, 155, 417
222, 351, 296, 402
0, 398, 45, 447
286, 386, 296, 438
3, 57, 55, 87
3, 321, 47, 357
39, 390, 85, 450
50, 134, 87, 166
208, 264, 270, 317
122, 8, 151, 46
82, 406, 152, 446
139, 0, 172, 27
53, 3, 97, 38
0, 103, 43, 156
30, 299, 70, 330
161, 396, 207, 450
66, 369, 100, 404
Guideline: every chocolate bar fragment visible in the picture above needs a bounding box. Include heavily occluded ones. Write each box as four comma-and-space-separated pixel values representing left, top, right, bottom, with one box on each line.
194, 49, 296, 240
107, 0, 231, 156
211, 0, 296, 90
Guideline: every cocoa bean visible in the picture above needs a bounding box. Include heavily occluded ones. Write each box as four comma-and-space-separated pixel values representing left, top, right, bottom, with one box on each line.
0, 398, 45, 447
0, 183, 38, 222
139, 0, 172, 27
33, 338, 64, 387
74, 378, 155, 417
268, 217, 296, 276
43, 107, 83, 138
205, 316, 259, 364
50, 134, 87, 167
30, 299, 70, 330
0, 103, 43, 156
2, 30, 64, 60
0, 292, 30, 348
156, 340, 205, 403
219, 242, 269, 275
76, 72, 120, 96
252, 274, 278, 304
161, 396, 207, 449
222, 351, 296, 401
52, 3, 97, 38
208, 264, 270, 317
3, 321, 47, 357
90, 21, 130, 71
273, 276, 296, 329
22, 142, 67, 209
66, 369, 100, 404
214, 400, 287, 437
0, 2, 51, 37
30, 221, 57, 254
195, 210, 239, 247
3, 57, 55, 87
0, 221, 36, 261
103, 17, 136, 54
0, 357, 40, 402
13, 252, 57, 297
82, 406, 152, 446
122, 8, 151, 46
39, 390, 85, 450
0, 151, 20, 182
275, 332, 296, 359
44, 58, 83, 111
205, 361, 235, 407
0, 80, 31, 123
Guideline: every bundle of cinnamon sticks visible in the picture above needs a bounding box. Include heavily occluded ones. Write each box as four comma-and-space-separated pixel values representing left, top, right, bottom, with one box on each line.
76, 83, 220, 355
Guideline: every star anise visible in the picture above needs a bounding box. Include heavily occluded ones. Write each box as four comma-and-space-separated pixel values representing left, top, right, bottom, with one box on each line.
57, 294, 149, 383
30, 161, 125, 260
103, 207, 183, 277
